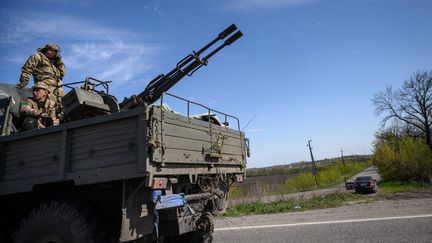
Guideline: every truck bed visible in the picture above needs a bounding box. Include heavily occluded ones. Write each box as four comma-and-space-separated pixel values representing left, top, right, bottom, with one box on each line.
0, 104, 246, 196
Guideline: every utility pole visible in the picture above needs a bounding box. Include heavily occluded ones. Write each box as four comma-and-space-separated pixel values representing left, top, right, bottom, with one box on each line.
307, 140, 318, 186
340, 148, 346, 166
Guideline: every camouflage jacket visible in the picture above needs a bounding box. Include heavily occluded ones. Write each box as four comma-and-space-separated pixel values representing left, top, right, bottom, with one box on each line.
19, 52, 65, 88
19, 97, 60, 128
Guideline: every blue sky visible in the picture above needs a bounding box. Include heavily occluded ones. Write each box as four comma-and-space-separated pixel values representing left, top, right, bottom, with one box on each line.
1, 0, 431, 168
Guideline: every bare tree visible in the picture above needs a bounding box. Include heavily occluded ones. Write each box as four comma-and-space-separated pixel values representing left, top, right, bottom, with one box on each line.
372, 70, 432, 150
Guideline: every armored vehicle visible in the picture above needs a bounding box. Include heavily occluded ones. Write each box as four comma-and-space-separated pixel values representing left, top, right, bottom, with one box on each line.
0, 24, 248, 242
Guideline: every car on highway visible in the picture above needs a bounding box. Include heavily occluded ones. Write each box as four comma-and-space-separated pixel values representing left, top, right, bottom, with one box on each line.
354, 176, 378, 194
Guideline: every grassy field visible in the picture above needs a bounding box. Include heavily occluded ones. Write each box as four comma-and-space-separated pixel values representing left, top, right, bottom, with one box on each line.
229, 161, 368, 200
377, 180, 432, 194
224, 180, 432, 217
225, 193, 368, 217
247, 155, 370, 177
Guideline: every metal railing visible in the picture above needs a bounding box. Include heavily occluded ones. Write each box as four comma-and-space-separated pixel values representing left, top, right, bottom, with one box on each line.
159, 92, 245, 163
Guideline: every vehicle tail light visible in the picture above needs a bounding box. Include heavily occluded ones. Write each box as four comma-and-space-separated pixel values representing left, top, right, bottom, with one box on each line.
235, 174, 244, 182
151, 177, 168, 189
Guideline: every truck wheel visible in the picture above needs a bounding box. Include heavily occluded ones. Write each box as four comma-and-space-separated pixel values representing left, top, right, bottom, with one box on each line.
194, 212, 214, 243
14, 201, 115, 243
177, 231, 213, 243
174, 212, 214, 243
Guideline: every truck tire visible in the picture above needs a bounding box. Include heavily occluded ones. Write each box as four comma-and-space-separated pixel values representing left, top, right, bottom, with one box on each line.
14, 201, 115, 243
188, 212, 214, 243
167, 212, 214, 243
174, 231, 213, 243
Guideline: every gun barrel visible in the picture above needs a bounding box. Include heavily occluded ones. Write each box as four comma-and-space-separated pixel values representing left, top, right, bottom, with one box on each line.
219, 24, 238, 39
196, 24, 238, 56
120, 24, 243, 109
204, 31, 243, 61
225, 30, 243, 46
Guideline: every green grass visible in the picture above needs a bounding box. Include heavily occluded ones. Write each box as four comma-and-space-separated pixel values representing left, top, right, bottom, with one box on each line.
225, 180, 432, 217
225, 192, 369, 217
229, 186, 248, 199
377, 180, 432, 194
229, 161, 369, 200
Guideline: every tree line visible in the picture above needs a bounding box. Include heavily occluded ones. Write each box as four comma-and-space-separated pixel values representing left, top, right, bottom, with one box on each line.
372, 70, 432, 183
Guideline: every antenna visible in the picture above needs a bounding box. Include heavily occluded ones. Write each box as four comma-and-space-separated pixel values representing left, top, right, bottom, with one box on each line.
242, 113, 256, 131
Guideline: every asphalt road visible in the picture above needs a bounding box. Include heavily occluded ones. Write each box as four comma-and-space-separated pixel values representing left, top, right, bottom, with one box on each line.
214, 193, 432, 243
350, 165, 381, 181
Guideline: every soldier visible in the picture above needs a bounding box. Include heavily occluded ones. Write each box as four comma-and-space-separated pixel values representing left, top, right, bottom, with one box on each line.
16, 43, 65, 104
19, 82, 59, 131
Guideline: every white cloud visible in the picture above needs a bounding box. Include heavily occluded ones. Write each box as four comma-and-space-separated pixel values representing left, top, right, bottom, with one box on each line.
65, 41, 160, 86
0, 10, 162, 88
145, 3, 166, 16
0, 11, 144, 45
31, 0, 90, 5
227, 0, 322, 10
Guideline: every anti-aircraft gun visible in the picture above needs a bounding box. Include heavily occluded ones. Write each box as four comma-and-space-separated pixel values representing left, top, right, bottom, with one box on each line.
0, 25, 248, 243
60, 24, 242, 122
120, 24, 242, 109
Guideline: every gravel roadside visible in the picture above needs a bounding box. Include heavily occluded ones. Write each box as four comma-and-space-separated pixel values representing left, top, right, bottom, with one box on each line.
216, 191, 432, 229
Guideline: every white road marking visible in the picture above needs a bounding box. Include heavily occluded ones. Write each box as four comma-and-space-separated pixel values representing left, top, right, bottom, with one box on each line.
215, 214, 432, 231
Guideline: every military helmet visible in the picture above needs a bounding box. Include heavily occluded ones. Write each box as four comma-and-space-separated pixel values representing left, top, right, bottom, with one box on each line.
38, 43, 61, 53
32, 82, 50, 92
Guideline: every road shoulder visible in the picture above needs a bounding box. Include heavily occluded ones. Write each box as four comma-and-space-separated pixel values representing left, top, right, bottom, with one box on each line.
216, 191, 432, 229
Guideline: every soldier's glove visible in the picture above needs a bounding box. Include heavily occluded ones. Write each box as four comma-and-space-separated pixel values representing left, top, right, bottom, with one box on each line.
57, 108, 65, 123
40, 113, 54, 127
40, 113, 49, 119
15, 83, 24, 89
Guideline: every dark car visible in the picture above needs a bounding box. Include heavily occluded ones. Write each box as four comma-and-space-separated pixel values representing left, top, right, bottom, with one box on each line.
354, 176, 378, 194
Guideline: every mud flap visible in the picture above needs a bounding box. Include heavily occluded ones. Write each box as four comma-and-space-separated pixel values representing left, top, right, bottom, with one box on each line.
120, 180, 154, 242
152, 191, 188, 238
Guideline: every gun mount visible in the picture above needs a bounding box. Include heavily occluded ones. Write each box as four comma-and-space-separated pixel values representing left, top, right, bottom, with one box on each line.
119, 24, 243, 109
61, 77, 119, 121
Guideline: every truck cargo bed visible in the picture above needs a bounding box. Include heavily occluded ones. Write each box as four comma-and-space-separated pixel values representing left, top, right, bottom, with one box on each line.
0, 102, 246, 196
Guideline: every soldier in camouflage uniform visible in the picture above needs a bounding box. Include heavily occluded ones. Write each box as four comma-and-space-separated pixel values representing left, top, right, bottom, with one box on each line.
16, 43, 65, 104
19, 83, 59, 131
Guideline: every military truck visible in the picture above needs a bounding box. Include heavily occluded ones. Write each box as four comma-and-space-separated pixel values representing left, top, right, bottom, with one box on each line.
0, 24, 248, 243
